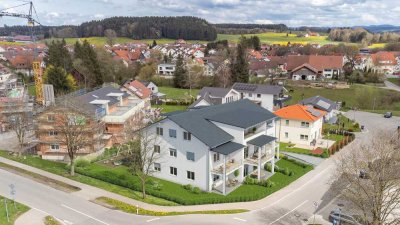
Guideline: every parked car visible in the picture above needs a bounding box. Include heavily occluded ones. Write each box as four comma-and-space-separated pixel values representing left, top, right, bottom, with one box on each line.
384, 112, 392, 118
329, 210, 363, 225
359, 170, 370, 179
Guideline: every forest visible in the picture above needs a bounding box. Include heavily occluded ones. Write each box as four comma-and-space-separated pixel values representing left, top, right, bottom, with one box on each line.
328, 28, 400, 44
0, 16, 217, 41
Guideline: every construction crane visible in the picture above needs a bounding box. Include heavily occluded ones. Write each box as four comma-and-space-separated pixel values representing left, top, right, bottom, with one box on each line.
0, 1, 43, 104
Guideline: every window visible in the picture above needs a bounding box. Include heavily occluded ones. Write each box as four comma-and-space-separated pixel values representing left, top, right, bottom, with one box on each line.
183, 131, 191, 141
300, 135, 309, 140
285, 120, 289, 125
50, 144, 59, 151
169, 129, 177, 138
154, 163, 161, 171
49, 131, 58, 136
213, 153, 220, 162
169, 148, 177, 157
47, 115, 55, 122
186, 151, 195, 161
257, 94, 261, 98
187, 171, 195, 180
301, 122, 310, 127
154, 145, 160, 153
156, 127, 163, 136
170, 167, 177, 176
285, 132, 288, 138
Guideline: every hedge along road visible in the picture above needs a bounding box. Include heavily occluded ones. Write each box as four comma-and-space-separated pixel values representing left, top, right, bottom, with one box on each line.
0, 111, 390, 225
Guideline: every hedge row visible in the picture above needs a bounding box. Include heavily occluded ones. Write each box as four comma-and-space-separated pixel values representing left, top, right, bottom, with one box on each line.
328, 133, 355, 155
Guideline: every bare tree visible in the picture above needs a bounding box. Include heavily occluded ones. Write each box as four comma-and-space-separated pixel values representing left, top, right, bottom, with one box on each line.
104, 29, 117, 46
53, 105, 103, 176
215, 62, 232, 88
9, 112, 30, 156
332, 132, 400, 225
123, 124, 160, 199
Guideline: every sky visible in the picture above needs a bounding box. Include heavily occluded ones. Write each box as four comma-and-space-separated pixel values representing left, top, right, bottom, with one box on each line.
0, 0, 399, 27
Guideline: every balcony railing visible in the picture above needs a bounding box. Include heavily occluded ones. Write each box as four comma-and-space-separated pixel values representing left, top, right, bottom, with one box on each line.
244, 151, 274, 165
212, 159, 242, 175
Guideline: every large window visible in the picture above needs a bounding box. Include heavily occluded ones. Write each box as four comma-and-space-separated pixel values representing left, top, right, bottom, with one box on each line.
49, 131, 58, 136
50, 144, 59, 151
187, 171, 195, 180
154, 163, 161, 171
301, 122, 310, 128
47, 115, 55, 122
169, 148, 177, 157
156, 127, 163, 136
154, 145, 161, 154
169, 129, 177, 138
300, 135, 309, 140
183, 131, 191, 141
285, 120, 289, 125
213, 153, 220, 162
257, 94, 261, 98
186, 151, 195, 161
170, 167, 177, 176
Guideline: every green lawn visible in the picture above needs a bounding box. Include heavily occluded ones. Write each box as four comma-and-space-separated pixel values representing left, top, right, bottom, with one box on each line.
323, 114, 361, 132
287, 84, 400, 114
0, 151, 312, 205
387, 78, 400, 86
27, 84, 36, 96
0, 196, 29, 225
0, 151, 176, 206
158, 86, 199, 99
152, 104, 188, 113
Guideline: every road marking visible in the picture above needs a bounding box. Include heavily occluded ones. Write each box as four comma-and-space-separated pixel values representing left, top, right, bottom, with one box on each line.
146, 218, 160, 222
258, 165, 333, 211
61, 204, 110, 225
233, 217, 247, 222
269, 200, 308, 225
32, 207, 68, 225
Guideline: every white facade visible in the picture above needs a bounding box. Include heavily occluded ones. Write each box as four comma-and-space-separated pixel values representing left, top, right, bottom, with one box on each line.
146, 116, 279, 195
238, 92, 274, 111
277, 118, 323, 146
157, 64, 176, 76
292, 74, 316, 81
322, 69, 340, 79
146, 82, 159, 94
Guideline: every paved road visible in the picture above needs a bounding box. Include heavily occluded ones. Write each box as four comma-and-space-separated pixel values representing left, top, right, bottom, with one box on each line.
383, 80, 400, 92
0, 111, 395, 225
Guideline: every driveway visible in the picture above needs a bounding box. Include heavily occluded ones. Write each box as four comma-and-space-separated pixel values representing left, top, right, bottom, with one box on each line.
383, 80, 400, 92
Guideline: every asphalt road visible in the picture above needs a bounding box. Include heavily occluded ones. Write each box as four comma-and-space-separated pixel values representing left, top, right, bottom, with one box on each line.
0, 111, 397, 225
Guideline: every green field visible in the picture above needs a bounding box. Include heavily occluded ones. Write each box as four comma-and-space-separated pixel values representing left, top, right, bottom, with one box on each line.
387, 77, 400, 86
158, 86, 199, 99
0, 196, 29, 225
287, 84, 400, 114
216, 32, 338, 45
152, 104, 188, 113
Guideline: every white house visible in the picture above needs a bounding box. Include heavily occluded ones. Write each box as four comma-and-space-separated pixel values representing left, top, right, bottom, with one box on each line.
157, 63, 176, 77
189, 87, 240, 109
192, 49, 205, 58
274, 104, 326, 146
144, 99, 279, 195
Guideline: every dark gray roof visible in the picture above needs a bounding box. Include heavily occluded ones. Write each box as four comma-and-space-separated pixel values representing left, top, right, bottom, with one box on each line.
247, 135, 276, 147
166, 99, 277, 148
211, 141, 245, 155
139, 80, 150, 87
188, 92, 222, 109
299, 95, 337, 112
232, 83, 283, 95
199, 87, 231, 98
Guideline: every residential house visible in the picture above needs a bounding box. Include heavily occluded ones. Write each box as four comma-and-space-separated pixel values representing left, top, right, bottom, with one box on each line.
35, 86, 147, 160
291, 63, 319, 81
274, 104, 326, 146
370, 51, 397, 75
145, 99, 279, 195
157, 63, 176, 77
139, 81, 166, 99
190, 87, 240, 109
299, 96, 338, 123
121, 80, 152, 108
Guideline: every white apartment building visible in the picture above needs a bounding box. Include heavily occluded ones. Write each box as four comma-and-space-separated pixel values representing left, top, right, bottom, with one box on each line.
144, 99, 279, 195
157, 63, 176, 77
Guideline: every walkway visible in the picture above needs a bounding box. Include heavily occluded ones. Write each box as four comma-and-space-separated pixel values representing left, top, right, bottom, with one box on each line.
383, 80, 400, 92
14, 209, 45, 225
282, 151, 325, 166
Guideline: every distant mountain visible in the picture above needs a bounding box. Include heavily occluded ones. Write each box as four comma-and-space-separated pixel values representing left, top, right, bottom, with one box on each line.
357, 25, 400, 33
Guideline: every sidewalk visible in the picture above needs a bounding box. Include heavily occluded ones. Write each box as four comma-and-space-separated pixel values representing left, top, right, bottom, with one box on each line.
0, 155, 338, 212
15, 209, 45, 225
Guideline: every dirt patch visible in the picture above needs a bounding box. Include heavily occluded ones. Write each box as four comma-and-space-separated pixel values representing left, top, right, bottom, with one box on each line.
0, 162, 81, 193
311, 148, 324, 155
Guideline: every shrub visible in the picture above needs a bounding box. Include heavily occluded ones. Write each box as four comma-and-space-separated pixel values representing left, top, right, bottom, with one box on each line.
182, 184, 192, 190
192, 187, 201, 194
234, 169, 239, 177
75, 158, 90, 168
283, 168, 289, 175
288, 171, 295, 176
264, 163, 272, 172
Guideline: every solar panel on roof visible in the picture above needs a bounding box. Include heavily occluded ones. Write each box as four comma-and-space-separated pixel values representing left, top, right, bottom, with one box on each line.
316, 99, 330, 110
306, 107, 321, 117
235, 83, 257, 91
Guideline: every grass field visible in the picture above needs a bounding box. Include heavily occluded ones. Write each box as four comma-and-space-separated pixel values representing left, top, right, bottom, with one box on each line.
387, 77, 400, 86
152, 104, 188, 113
323, 114, 361, 132
0, 196, 29, 225
286, 84, 400, 114
158, 86, 199, 99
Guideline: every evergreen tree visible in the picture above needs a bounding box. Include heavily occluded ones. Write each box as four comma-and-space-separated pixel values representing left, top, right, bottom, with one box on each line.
232, 44, 249, 83
252, 36, 261, 51
73, 40, 103, 87
43, 65, 76, 95
173, 54, 186, 88
44, 39, 72, 71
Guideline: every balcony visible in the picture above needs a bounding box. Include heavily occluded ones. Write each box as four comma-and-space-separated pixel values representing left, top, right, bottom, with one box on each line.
212, 159, 242, 175
244, 126, 265, 139
244, 152, 274, 165
102, 99, 145, 124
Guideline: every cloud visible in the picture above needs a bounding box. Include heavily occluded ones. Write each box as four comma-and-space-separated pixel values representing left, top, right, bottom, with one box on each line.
254, 19, 273, 24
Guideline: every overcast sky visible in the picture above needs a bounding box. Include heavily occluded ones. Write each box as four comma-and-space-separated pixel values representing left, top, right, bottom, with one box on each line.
0, 0, 399, 27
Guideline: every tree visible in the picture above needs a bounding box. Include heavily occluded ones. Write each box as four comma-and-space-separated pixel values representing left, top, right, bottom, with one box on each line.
53, 105, 103, 176
43, 65, 76, 95
332, 132, 400, 225
173, 54, 186, 88
231, 44, 249, 83
44, 39, 72, 72
138, 63, 156, 81
104, 29, 117, 46
215, 62, 232, 88
73, 40, 103, 87
8, 113, 30, 156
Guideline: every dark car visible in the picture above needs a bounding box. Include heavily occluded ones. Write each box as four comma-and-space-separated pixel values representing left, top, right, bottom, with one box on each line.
329, 210, 363, 225
384, 112, 393, 118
